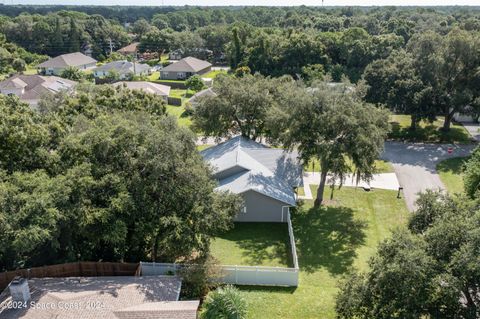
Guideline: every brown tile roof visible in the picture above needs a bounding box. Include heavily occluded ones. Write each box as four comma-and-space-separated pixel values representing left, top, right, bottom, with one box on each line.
0, 276, 198, 319
118, 43, 140, 54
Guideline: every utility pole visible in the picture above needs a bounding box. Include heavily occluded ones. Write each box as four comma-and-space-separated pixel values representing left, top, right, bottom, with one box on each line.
108, 38, 114, 55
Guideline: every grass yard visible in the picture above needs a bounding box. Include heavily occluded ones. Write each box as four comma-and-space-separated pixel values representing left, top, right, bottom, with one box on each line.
203, 69, 228, 79
211, 223, 292, 267
166, 104, 191, 127
436, 156, 469, 194
304, 158, 393, 174
389, 114, 472, 144
148, 71, 160, 81
196, 144, 213, 151
238, 186, 409, 319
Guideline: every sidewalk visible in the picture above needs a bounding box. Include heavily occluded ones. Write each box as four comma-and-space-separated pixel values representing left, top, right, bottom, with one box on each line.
298, 172, 400, 200
461, 122, 480, 142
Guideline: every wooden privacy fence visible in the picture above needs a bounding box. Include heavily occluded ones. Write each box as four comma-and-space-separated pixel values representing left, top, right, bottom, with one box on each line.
0, 262, 140, 292
140, 262, 299, 287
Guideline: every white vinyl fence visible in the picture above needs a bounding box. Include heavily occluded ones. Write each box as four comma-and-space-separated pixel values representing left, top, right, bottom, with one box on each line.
140, 262, 299, 287
141, 211, 300, 287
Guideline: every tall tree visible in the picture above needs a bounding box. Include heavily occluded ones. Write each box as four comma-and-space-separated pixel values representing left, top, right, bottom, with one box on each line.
267, 82, 390, 207
192, 74, 292, 140
407, 29, 480, 131
336, 191, 480, 319
68, 18, 81, 52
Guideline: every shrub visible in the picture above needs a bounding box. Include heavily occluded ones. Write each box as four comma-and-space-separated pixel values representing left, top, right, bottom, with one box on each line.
201, 285, 247, 319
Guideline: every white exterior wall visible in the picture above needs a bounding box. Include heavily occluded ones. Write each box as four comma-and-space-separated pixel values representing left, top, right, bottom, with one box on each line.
0, 87, 24, 97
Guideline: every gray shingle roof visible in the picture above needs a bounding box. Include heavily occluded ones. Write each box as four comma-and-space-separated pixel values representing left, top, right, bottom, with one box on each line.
201, 136, 302, 206
188, 87, 216, 105
0, 75, 77, 102
38, 52, 97, 68
0, 276, 197, 319
113, 81, 171, 97
94, 61, 151, 76
162, 57, 212, 73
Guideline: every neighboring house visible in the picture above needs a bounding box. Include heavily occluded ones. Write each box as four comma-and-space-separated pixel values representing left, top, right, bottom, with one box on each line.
0, 276, 199, 319
201, 136, 303, 223
453, 105, 479, 123
187, 87, 216, 107
118, 42, 139, 56
113, 81, 171, 101
0, 74, 77, 106
169, 49, 183, 60
93, 61, 151, 80
37, 52, 97, 76
161, 57, 212, 80
81, 43, 93, 57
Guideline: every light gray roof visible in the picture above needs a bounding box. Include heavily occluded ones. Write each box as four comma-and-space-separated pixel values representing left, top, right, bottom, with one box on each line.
0, 276, 197, 319
201, 136, 302, 206
162, 57, 212, 73
38, 52, 97, 68
113, 81, 171, 96
188, 87, 216, 105
94, 60, 151, 76
0, 75, 77, 103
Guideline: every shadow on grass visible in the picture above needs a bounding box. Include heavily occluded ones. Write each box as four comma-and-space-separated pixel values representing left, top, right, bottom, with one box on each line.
436, 156, 469, 174
237, 285, 297, 294
292, 205, 367, 275
389, 121, 472, 144
216, 223, 292, 267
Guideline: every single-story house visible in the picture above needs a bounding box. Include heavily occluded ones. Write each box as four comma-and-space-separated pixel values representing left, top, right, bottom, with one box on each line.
161, 57, 212, 80
113, 81, 171, 102
118, 42, 140, 56
0, 276, 199, 319
0, 74, 77, 106
169, 49, 184, 61
187, 87, 216, 107
201, 136, 303, 223
37, 52, 97, 76
93, 61, 151, 80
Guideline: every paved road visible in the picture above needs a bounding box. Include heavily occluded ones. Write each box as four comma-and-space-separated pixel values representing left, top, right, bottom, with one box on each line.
381, 142, 476, 211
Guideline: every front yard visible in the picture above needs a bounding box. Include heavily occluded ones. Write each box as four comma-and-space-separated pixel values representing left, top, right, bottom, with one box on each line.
304, 158, 393, 173
237, 186, 409, 319
210, 223, 292, 267
389, 114, 472, 144
436, 156, 469, 194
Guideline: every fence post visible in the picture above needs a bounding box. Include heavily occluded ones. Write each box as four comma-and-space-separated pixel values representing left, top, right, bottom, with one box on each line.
235, 265, 238, 284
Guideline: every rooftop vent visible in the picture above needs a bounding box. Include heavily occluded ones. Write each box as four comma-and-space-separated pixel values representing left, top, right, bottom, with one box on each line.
9, 277, 31, 303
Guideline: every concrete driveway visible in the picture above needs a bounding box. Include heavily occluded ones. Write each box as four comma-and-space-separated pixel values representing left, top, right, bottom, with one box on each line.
381, 142, 476, 211
461, 123, 480, 142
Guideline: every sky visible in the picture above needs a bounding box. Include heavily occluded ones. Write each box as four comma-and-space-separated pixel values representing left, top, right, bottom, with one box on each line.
1, 0, 479, 6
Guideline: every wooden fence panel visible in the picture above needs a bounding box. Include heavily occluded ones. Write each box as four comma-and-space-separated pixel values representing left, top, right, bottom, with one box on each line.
0, 262, 139, 292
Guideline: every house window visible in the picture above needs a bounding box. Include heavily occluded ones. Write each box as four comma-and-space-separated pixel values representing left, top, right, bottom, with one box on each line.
242, 206, 247, 214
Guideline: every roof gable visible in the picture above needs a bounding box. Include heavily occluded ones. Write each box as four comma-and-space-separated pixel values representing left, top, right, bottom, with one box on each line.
38, 52, 97, 68
162, 57, 212, 73
202, 136, 302, 206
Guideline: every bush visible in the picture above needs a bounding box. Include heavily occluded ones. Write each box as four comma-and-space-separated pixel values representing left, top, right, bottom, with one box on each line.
178, 255, 223, 299
186, 75, 206, 92
463, 146, 480, 198
201, 285, 247, 319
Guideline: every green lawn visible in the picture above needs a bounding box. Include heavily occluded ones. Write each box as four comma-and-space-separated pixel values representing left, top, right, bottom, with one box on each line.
196, 144, 213, 151
166, 104, 191, 127
148, 71, 159, 81
203, 69, 228, 79
436, 156, 469, 194
389, 114, 473, 144
304, 158, 393, 174
211, 223, 292, 267
238, 186, 409, 319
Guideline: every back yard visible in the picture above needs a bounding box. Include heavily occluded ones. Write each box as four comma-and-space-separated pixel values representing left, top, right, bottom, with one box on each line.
211, 223, 292, 267
235, 186, 409, 319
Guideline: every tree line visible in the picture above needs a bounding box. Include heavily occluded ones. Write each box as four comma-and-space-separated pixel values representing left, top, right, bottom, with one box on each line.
0, 85, 242, 271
